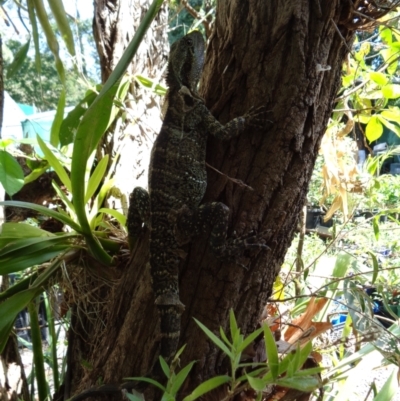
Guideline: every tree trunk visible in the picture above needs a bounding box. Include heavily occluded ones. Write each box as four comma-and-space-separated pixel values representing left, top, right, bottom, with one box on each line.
66, 1, 367, 399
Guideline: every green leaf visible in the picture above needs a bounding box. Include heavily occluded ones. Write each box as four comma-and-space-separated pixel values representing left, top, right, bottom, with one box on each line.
0, 234, 75, 258
247, 375, 267, 392
0, 200, 82, 232
170, 361, 195, 395
52, 181, 75, 217
369, 72, 388, 86
47, 0, 75, 56
59, 90, 97, 147
329, 253, 352, 290
380, 27, 393, 45
263, 324, 279, 380
0, 288, 41, 354
0, 245, 69, 274
36, 135, 72, 192
373, 369, 398, 401
183, 376, 230, 401
125, 394, 144, 401
28, 301, 49, 401
30, 0, 65, 84
85, 155, 109, 203
50, 88, 66, 147
193, 318, 233, 358
368, 251, 379, 284
237, 326, 263, 354
377, 115, 400, 137
276, 376, 320, 392
380, 108, 400, 124
98, 208, 126, 227
159, 356, 170, 379
0, 150, 24, 196
229, 309, 240, 345
125, 377, 165, 392
382, 84, 400, 99
27, 0, 41, 73
6, 39, 30, 79
135, 74, 167, 95
365, 116, 383, 142
372, 216, 380, 240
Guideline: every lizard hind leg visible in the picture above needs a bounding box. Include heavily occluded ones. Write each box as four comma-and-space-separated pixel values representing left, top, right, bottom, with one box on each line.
175, 201, 269, 265
127, 187, 150, 247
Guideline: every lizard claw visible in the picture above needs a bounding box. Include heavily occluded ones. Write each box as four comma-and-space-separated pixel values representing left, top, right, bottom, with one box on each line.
245, 106, 273, 128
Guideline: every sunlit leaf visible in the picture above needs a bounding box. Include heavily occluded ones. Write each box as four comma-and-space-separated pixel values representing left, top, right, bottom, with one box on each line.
365, 116, 383, 142
183, 376, 230, 401
6, 39, 30, 79
0, 150, 24, 196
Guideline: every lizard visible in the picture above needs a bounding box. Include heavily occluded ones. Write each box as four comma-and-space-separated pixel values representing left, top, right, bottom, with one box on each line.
128, 30, 269, 365
69, 30, 270, 401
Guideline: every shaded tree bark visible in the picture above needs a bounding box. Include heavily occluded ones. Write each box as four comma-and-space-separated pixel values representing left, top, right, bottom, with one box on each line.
64, 1, 391, 400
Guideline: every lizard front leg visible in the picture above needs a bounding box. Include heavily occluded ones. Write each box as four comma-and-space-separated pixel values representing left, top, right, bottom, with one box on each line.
127, 187, 150, 248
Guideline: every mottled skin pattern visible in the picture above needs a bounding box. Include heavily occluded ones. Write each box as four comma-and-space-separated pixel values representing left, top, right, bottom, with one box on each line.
128, 31, 267, 363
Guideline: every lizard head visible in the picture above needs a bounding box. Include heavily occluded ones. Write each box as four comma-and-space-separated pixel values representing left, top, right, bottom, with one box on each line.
167, 31, 205, 93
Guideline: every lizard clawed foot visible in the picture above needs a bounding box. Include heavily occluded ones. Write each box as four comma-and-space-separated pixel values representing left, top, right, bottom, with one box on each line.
245, 105, 274, 128
215, 230, 270, 267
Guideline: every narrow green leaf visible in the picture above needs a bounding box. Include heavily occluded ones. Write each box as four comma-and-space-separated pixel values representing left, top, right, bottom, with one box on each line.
0, 150, 24, 196
43, 293, 59, 391
170, 361, 195, 395
219, 326, 231, 347
263, 325, 279, 380
237, 327, 263, 354
85, 155, 109, 203
28, 301, 49, 401
182, 375, 230, 401
0, 235, 75, 258
6, 39, 30, 79
0, 200, 82, 232
98, 208, 127, 227
368, 251, 379, 284
372, 216, 380, 240
36, 135, 71, 192
229, 309, 240, 345
159, 356, 170, 379
1, 222, 54, 238
293, 366, 324, 377
31, 0, 65, 83
329, 253, 352, 290
125, 377, 165, 392
0, 288, 40, 354
125, 394, 144, 401
194, 318, 233, 358
246, 375, 267, 392
373, 369, 398, 401
27, 0, 41, 73
0, 272, 39, 302
52, 181, 75, 217
59, 90, 97, 147
276, 376, 320, 392
47, 0, 75, 56
0, 245, 69, 274
24, 162, 50, 184
50, 88, 66, 147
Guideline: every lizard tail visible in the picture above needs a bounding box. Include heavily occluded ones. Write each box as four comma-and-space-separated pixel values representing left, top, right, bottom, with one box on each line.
158, 304, 182, 363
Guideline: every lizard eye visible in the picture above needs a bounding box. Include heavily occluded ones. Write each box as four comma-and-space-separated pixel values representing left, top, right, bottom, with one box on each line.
186, 38, 193, 47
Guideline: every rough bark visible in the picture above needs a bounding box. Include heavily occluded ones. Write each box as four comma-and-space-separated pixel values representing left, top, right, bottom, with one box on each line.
67, 1, 364, 399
